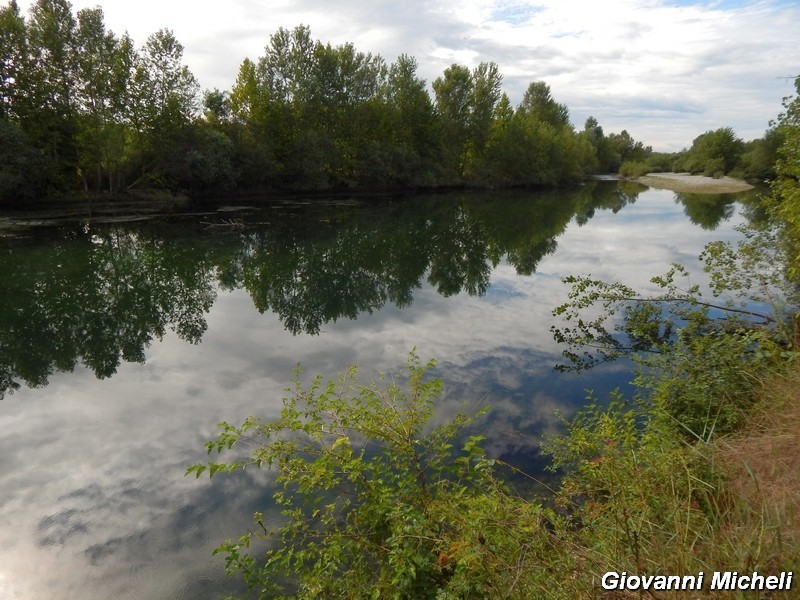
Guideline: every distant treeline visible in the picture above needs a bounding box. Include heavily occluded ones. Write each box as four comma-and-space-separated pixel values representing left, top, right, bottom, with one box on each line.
0, 0, 781, 203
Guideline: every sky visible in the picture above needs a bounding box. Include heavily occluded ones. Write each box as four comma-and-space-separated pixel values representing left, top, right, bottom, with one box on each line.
12, 0, 800, 151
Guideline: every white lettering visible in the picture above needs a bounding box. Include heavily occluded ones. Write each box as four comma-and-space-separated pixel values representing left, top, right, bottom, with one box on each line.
601, 572, 619, 590
712, 571, 733, 589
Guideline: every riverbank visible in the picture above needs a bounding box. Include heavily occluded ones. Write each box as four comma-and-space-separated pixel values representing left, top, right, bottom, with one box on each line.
636, 172, 754, 193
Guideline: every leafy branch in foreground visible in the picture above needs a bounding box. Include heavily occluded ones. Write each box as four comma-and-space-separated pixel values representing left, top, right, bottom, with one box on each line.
551, 225, 798, 436
187, 353, 567, 599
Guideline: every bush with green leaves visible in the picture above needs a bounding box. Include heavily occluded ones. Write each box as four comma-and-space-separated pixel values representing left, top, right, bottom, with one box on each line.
618, 160, 650, 178
542, 391, 719, 580
770, 76, 800, 278
188, 354, 569, 599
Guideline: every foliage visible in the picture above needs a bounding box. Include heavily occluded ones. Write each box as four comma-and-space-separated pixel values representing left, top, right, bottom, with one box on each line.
617, 159, 649, 178
183, 199, 800, 597
770, 76, 800, 279
190, 348, 799, 598
676, 127, 744, 177
187, 354, 568, 599
1, 1, 784, 198
0, 119, 50, 201
735, 127, 784, 180
551, 225, 796, 435
1, 3, 640, 199
543, 391, 717, 579
542, 208, 800, 587
580, 117, 653, 175
540, 377, 800, 593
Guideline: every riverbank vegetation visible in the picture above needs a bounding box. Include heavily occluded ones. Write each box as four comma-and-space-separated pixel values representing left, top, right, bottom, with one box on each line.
188, 78, 800, 597
0, 0, 779, 205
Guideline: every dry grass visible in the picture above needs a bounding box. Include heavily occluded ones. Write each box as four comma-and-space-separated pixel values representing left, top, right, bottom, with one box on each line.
714, 364, 800, 557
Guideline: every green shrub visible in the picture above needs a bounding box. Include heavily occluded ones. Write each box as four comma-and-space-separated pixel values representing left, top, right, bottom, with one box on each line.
618, 160, 650, 178
188, 354, 571, 599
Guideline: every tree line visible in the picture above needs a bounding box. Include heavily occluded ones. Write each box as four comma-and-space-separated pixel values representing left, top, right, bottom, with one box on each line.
0, 0, 656, 203
0, 0, 783, 204
619, 124, 786, 181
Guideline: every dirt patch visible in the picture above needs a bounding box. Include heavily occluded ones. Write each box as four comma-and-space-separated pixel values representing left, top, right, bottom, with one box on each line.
636, 172, 754, 194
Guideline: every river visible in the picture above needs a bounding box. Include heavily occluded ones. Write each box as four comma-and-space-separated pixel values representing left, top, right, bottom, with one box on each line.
0, 181, 754, 599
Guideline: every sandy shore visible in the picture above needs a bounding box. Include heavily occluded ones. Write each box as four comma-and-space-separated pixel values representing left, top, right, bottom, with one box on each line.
636, 172, 754, 194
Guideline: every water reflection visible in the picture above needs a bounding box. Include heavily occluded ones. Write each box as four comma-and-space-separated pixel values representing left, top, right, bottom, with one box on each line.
676, 191, 738, 229
1, 182, 648, 398
0, 182, 752, 599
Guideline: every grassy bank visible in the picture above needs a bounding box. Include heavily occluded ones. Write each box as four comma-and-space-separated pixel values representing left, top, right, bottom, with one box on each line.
540, 360, 800, 599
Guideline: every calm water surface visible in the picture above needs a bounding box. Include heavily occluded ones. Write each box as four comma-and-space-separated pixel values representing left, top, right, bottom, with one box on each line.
0, 182, 753, 599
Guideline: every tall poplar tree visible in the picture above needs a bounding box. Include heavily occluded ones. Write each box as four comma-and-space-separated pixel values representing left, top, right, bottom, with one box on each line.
23, 0, 79, 188
0, 0, 26, 121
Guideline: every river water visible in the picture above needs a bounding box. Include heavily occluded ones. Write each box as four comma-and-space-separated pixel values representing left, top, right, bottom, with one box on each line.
0, 181, 754, 599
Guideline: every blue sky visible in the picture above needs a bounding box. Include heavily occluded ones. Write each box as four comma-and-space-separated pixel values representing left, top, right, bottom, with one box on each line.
13, 0, 800, 150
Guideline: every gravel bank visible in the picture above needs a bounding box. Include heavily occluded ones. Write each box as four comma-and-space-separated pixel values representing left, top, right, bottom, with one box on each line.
637, 172, 754, 194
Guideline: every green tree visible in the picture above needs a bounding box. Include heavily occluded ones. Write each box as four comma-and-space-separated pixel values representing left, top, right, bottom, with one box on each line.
432, 64, 473, 179
25, 0, 77, 113
127, 28, 199, 188
737, 128, 783, 179
431, 62, 503, 180
0, 119, 48, 202
234, 25, 390, 189
74, 7, 124, 191
229, 57, 262, 123
378, 54, 438, 185
259, 24, 315, 105
518, 81, 570, 128
466, 61, 502, 171
301, 40, 385, 186
255, 24, 315, 182
180, 124, 237, 194
679, 127, 743, 177
202, 87, 231, 124
484, 80, 594, 185
138, 28, 198, 135
607, 129, 650, 164
771, 76, 800, 277
21, 0, 80, 189
0, 0, 26, 121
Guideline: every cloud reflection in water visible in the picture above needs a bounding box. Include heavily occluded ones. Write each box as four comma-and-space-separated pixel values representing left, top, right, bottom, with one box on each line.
0, 183, 753, 598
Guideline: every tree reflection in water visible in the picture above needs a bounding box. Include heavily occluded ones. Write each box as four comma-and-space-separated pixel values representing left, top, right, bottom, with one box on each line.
0, 182, 647, 398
